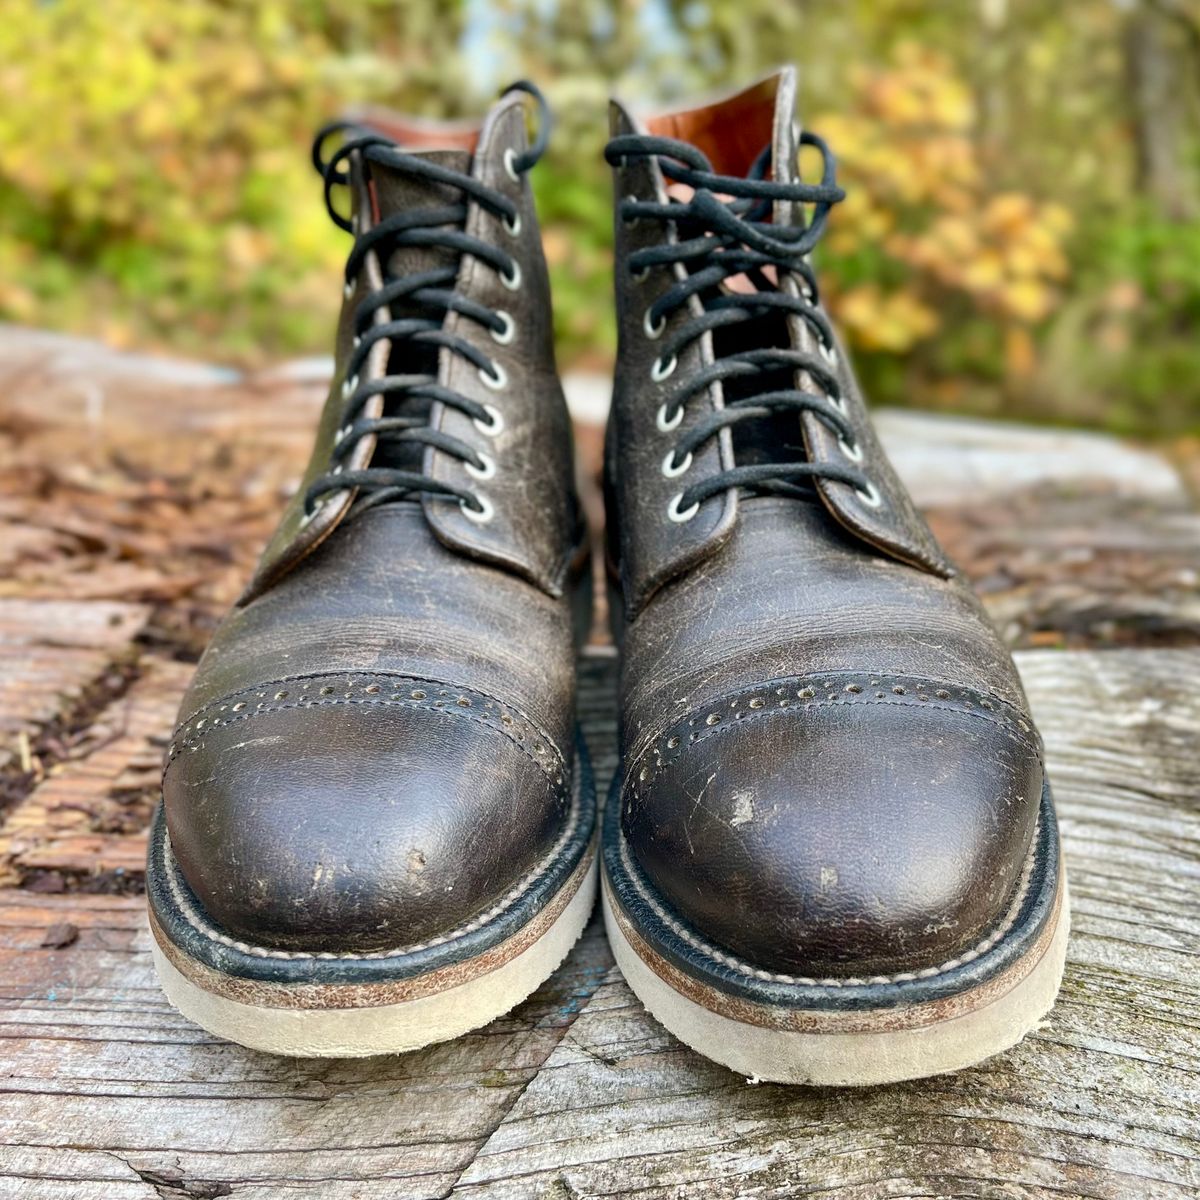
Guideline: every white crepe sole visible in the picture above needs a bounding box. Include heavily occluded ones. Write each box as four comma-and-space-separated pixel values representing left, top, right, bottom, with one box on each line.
603, 878, 1069, 1086
152, 855, 597, 1057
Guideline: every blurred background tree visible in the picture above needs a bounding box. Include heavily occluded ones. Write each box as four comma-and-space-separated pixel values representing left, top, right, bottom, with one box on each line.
1, 0, 1197, 434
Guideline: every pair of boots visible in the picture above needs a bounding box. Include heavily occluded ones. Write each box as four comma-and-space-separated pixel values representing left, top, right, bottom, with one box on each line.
146, 70, 1068, 1086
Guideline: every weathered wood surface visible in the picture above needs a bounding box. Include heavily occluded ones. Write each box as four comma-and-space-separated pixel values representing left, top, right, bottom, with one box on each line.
0, 649, 1198, 1200
0, 331, 1198, 1197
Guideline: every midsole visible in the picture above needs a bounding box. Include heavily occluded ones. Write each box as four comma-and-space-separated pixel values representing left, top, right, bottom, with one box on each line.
151, 856, 598, 1057
604, 864, 1066, 1034
603, 877, 1069, 1085
151, 836, 597, 1010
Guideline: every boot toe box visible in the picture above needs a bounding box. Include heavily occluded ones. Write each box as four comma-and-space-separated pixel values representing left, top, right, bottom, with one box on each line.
163, 674, 574, 954
621, 673, 1043, 979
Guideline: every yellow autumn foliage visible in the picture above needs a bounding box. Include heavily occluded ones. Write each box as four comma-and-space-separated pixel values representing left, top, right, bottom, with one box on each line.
813, 47, 1074, 354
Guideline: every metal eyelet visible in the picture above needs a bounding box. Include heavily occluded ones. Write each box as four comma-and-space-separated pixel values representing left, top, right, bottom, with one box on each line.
661, 449, 693, 478
819, 339, 839, 368
489, 311, 516, 345
299, 500, 323, 528
352, 335, 362, 350
828, 392, 848, 416
856, 481, 883, 508
631, 265, 650, 283
621, 195, 641, 226
503, 209, 521, 236
478, 361, 507, 391
473, 403, 504, 437
500, 260, 522, 291
643, 307, 666, 339
336, 423, 353, 443
341, 374, 359, 400
656, 403, 684, 433
838, 436, 864, 464
343, 277, 355, 300
503, 147, 520, 183
463, 493, 495, 523
331, 463, 344, 475
651, 354, 677, 383
667, 493, 700, 523
465, 450, 496, 481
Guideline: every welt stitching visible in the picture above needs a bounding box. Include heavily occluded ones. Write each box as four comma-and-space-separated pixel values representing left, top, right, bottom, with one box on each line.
165, 696, 567, 789
618, 817, 1040, 988
163, 789, 583, 962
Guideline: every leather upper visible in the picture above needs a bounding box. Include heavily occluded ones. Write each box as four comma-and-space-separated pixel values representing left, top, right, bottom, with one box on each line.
162, 93, 585, 954
607, 71, 1047, 979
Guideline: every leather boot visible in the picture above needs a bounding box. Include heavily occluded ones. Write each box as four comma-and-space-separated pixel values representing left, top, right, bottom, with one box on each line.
146, 83, 596, 1056
601, 70, 1067, 1085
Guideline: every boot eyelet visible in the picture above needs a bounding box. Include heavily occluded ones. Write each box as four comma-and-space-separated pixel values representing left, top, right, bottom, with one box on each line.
621, 195, 641, 226
479, 361, 508, 391
503, 209, 521, 237
838, 436, 864, 464
465, 450, 496, 481
343, 277, 356, 300
489, 310, 516, 345
819, 339, 839, 368
661, 449, 692, 478
352, 335, 362, 350
631, 265, 650, 283
656, 402, 683, 432
336, 423, 353, 443
643, 307, 666, 339
473, 403, 504, 437
341, 374, 359, 400
651, 354, 677, 382
667, 492, 700, 523
463, 493, 495, 523
299, 500, 323, 528
503, 147, 520, 183
856, 481, 883, 508
828, 393, 848, 416
500, 260, 522, 291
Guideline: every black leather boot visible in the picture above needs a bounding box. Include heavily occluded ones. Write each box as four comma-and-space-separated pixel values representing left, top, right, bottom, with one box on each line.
146, 83, 596, 1056
601, 70, 1067, 1084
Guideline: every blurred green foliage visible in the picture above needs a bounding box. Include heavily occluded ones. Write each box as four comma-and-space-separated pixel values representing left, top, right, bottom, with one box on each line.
1, 0, 1198, 433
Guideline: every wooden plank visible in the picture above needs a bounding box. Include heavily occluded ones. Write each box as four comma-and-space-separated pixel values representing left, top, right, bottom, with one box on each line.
448, 649, 1200, 1200
0, 649, 1195, 1199
873, 409, 1187, 506
925, 492, 1200, 647
0, 658, 194, 885
0, 599, 148, 783
0, 894, 615, 1200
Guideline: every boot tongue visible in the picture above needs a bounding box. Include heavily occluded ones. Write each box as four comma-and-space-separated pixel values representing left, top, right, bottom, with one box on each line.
361, 147, 474, 479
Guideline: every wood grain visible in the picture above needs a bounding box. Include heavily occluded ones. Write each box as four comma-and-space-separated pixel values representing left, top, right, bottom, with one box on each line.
0, 649, 1196, 1199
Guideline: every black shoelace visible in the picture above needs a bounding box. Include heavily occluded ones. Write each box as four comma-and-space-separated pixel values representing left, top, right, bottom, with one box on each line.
303, 80, 550, 523
606, 131, 881, 521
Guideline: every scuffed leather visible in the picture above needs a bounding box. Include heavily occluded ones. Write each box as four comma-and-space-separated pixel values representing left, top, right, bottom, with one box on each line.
166, 671, 570, 953
605, 100, 739, 616
608, 76, 1047, 979
163, 93, 585, 954
424, 97, 579, 596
